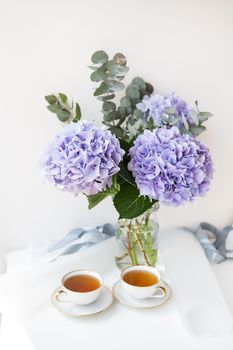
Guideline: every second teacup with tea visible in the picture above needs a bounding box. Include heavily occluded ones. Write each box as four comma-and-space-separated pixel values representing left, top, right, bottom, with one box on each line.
121, 265, 166, 299
56, 270, 103, 305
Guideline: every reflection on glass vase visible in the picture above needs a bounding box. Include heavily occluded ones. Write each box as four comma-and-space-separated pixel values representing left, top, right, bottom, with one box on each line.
115, 204, 159, 270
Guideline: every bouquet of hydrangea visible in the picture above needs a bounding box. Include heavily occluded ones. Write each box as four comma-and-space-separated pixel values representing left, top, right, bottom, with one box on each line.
41, 50, 213, 268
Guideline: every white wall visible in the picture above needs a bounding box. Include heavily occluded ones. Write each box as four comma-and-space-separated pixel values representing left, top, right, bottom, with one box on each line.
0, 0, 233, 251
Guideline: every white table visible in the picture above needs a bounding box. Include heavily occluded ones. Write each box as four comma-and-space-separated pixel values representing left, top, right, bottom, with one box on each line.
0, 237, 233, 350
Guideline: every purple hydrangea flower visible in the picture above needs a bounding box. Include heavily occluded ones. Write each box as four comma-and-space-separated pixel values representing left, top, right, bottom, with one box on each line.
41, 121, 125, 195
128, 126, 213, 206
137, 93, 195, 128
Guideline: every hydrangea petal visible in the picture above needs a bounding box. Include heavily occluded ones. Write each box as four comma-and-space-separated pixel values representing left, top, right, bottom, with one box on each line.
40, 121, 124, 195
128, 126, 213, 206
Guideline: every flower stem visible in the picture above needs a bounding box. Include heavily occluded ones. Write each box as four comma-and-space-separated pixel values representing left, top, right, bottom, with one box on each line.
127, 224, 137, 265
135, 219, 151, 266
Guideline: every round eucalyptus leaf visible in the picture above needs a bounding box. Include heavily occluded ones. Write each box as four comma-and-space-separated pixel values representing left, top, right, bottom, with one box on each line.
91, 50, 109, 64
129, 97, 141, 107
132, 77, 146, 90
145, 82, 154, 95
126, 84, 140, 99
91, 69, 108, 82
103, 101, 116, 111
126, 106, 133, 115
105, 111, 121, 122
112, 53, 127, 66
120, 96, 131, 108
93, 81, 109, 96
107, 61, 122, 75
106, 80, 125, 92
132, 77, 146, 98
116, 66, 129, 76
128, 116, 135, 125
110, 126, 124, 138
118, 106, 126, 117
133, 109, 144, 119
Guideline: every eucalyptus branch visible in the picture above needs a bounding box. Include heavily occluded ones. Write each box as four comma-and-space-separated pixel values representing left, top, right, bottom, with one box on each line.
45, 93, 81, 123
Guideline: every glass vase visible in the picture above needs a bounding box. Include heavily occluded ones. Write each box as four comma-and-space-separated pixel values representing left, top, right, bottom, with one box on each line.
115, 204, 159, 270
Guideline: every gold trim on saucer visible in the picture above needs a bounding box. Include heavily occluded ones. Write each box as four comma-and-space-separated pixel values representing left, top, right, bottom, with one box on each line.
51, 285, 114, 317
112, 280, 172, 309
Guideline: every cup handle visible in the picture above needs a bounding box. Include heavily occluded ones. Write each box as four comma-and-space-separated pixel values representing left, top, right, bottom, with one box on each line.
55, 289, 70, 302
151, 282, 167, 298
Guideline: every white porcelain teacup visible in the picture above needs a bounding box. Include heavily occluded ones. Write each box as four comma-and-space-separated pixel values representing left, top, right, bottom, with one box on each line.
121, 265, 166, 299
56, 270, 103, 305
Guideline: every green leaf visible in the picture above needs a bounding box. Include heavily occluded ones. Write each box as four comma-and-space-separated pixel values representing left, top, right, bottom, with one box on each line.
107, 61, 124, 74
132, 77, 146, 90
58, 93, 67, 103
165, 106, 176, 115
110, 126, 124, 138
168, 116, 180, 125
103, 101, 116, 111
124, 106, 132, 115
97, 94, 115, 101
198, 111, 213, 123
45, 95, 57, 104
126, 84, 140, 99
57, 109, 70, 122
107, 62, 129, 78
105, 111, 121, 122
47, 104, 60, 113
87, 192, 109, 209
181, 113, 189, 130
112, 53, 127, 65
120, 97, 131, 108
93, 82, 109, 96
189, 110, 199, 125
116, 66, 129, 76
118, 162, 136, 186
145, 82, 154, 95
189, 124, 206, 135
106, 80, 125, 92
91, 69, 108, 82
132, 77, 146, 99
91, 50, 109, 64
195, 100, 200, 112
118, 106, 126, 117
128, 116, 135, 125
113, 183, 156, 219
87, 179, 118, 209
87, 191, 111, 209
119, 139, 133, 153
75, 103, 81, 121
133, 109, 143, 118
147, 117, 155, 130
88, 66, 98, 71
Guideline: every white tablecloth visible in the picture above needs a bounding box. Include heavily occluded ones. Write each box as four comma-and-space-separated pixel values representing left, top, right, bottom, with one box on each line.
0, 234, 233, 350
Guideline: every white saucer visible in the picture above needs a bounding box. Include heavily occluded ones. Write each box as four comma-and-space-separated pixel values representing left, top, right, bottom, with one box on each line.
51, 285, 113, 317
112, 280, 172, 309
